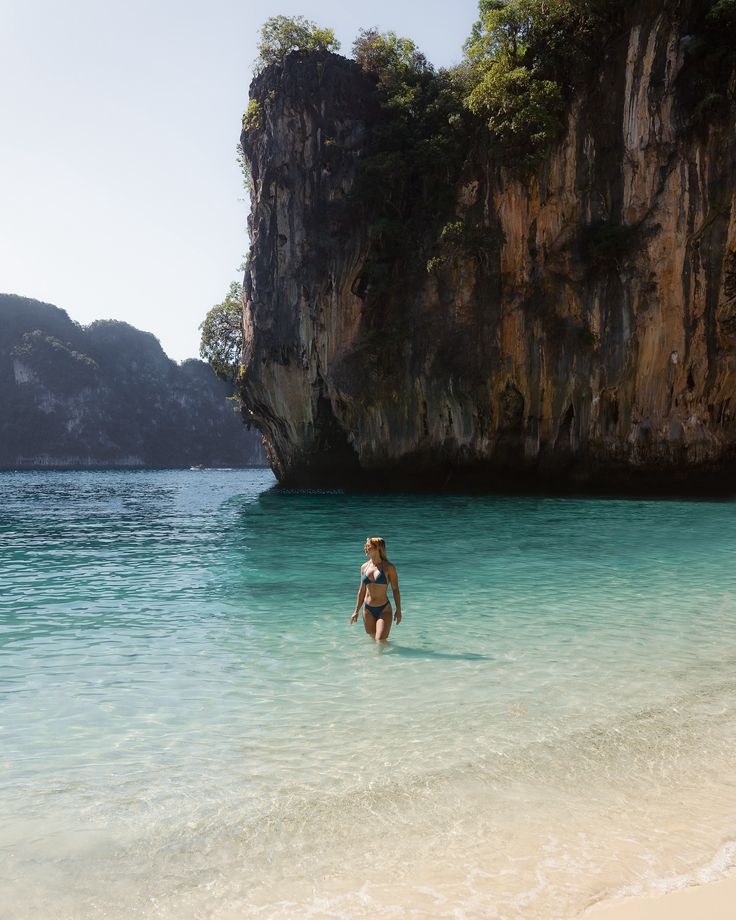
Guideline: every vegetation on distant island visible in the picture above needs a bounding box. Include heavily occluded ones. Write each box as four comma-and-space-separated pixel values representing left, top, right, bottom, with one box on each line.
14, 329, 99, 391
199, 282, 244, 384
0, 293, 264, 468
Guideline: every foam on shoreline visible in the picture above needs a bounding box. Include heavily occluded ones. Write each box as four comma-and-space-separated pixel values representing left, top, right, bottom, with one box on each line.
587, 872, 736, 919
587, 840, 736, 918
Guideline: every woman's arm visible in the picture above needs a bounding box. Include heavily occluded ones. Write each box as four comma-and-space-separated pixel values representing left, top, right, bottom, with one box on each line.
350, 580, 366, 623
390, 565, 401, 624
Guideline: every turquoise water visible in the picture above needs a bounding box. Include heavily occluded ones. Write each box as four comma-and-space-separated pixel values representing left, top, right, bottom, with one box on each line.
2, 470, 736, 918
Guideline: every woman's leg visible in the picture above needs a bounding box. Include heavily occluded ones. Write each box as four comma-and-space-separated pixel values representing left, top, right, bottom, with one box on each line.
374, 606, 393, 641
362, 609, 376, 637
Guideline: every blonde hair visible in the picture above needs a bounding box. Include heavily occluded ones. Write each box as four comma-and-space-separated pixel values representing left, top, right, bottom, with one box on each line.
365, 536, 388, 561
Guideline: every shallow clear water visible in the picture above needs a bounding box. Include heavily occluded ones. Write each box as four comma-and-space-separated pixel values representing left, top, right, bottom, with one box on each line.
2, 470, 736, 918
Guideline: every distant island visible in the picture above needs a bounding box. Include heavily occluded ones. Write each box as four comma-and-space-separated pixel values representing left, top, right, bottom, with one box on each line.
0, 293, 266, 468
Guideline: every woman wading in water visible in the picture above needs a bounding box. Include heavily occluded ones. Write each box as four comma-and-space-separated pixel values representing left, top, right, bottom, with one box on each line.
350, 537, 401, 641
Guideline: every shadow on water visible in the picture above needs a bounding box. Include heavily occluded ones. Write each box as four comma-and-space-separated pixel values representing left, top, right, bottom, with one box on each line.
378, 643, 490, 662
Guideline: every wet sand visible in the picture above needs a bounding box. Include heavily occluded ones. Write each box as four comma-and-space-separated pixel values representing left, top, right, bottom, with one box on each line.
586, 870, 736, 919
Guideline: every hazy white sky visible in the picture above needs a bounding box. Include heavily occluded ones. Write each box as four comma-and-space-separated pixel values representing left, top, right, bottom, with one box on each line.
2, 0, 479, 361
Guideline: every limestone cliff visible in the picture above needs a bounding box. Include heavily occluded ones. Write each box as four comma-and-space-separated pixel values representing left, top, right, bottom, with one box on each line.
239, 0, 736, 491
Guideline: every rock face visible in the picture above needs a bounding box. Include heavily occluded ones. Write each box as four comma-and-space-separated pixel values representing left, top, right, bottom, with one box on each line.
0, 294, 267, 468
240, 1, 736, 491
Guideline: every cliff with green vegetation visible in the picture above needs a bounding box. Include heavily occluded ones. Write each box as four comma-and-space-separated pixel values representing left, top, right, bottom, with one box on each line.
0, 294, 266, 468
238, 0, 736, 491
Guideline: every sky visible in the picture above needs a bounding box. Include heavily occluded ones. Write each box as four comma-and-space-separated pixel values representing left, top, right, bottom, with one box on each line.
1, 0, 480, 362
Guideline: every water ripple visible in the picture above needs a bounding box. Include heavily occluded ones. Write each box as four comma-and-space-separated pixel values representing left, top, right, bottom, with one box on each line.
1, 471, 736, 918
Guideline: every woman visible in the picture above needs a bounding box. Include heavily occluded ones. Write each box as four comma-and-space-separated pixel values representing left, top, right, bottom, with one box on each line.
350, 537, 401, 641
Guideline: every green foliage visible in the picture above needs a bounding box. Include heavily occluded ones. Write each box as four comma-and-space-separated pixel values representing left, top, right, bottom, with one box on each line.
466, 64, 564, 163
426, 256, 446, 273
199, 282, 244, 382
13, 330, 99, 391
255, 15, 340, 71
236, 142, 252, 196
352, 28, 430, 85
242, 99, 263, 132
427, 219, 500, 271
462, 0, 625, 167
465, 0, 622, 74
465, 0, 548, 67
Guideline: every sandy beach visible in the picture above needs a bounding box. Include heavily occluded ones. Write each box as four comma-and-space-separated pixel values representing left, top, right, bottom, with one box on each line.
587, 870, 736, 919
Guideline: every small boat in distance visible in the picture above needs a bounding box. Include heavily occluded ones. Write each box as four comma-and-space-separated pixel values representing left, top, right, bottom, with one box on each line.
189, 464, 205, 471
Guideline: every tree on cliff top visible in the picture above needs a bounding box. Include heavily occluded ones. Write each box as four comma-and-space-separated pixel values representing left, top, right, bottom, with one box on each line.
461, 0, 620, 166
199, 282, 243, 383
352, 29, 430, 82
255, 15, 340, 71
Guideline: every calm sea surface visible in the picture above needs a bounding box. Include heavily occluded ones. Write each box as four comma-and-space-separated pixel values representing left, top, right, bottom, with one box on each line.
2, 469, 736, 918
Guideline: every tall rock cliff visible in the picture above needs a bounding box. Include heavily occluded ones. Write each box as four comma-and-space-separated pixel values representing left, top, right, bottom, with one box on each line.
240, 0, 736, 491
